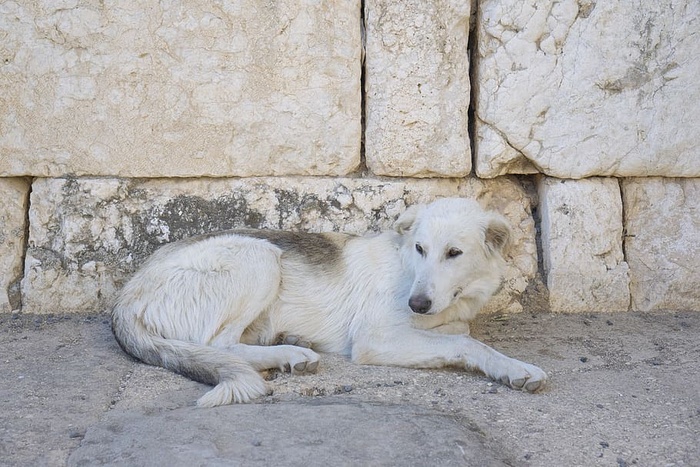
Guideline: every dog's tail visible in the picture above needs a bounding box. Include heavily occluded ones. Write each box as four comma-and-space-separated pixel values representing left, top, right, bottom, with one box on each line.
111, 311, 268, 408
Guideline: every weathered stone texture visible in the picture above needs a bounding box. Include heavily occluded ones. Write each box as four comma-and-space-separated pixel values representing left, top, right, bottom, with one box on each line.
22, 177, 537, 315
0, 179, 30, 313
364, 0, 471, 177
623, 178, 700, 312
474, 0, 700, 178
539, 177, 630, 312
0, 1, 361, 177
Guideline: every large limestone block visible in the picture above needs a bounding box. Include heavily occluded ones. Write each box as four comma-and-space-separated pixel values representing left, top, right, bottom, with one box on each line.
623, 178, 700, 311
364, 0, 471, 177
539, 177, 630, 312
0, 179, 30, 313
474, 0, 700, 178
0, 1, 361, 177
22, 177, 536, 315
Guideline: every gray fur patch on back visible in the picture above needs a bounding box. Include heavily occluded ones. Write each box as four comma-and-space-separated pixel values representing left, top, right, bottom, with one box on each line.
177, 229, 350, 269
235, 229, 348, 269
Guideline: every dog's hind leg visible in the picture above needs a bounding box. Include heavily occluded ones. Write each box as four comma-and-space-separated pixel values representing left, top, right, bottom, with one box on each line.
218, 343, 320, 374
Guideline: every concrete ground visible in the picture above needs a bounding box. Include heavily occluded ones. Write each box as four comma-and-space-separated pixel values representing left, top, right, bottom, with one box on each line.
1, 311, 698, 467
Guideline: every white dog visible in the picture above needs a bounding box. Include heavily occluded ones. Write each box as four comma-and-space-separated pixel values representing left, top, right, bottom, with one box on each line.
112, 198, 547, 407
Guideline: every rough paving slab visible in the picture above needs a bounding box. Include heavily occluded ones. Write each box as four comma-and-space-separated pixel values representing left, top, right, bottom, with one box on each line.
1, 312, 698, 466
0, 315, 132, 466
68, 402, 501, 467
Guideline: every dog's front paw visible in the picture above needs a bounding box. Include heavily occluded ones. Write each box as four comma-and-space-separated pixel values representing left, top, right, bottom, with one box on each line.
279, 346, 320, 375
497, 360, 548, 393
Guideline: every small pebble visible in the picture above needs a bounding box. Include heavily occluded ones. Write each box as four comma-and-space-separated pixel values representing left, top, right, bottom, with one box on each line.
342, 385, 353, 393
68, 429, 85, 439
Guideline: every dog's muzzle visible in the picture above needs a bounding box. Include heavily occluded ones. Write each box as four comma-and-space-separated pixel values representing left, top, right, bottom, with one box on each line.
409, 295, 432, 314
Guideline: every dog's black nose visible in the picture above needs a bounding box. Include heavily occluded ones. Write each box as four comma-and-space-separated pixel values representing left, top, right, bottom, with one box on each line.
409, 295, 432, 314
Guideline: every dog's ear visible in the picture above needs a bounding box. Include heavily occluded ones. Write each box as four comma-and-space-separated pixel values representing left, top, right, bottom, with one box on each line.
484, 214, 511, 255
394, 204, 423, 234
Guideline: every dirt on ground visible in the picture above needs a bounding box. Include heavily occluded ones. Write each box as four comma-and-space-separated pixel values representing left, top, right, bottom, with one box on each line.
1, 311, 698, 466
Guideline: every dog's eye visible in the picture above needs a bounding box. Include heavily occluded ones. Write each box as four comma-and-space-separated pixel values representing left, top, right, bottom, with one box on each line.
447, 247, 463, 259
415, 243, 424, 256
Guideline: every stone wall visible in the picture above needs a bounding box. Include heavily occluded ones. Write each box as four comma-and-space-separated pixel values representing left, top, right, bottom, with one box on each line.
0, 0, 698, 314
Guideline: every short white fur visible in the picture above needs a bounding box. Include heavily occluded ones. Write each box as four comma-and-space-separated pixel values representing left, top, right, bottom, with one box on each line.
112, 198, 547, 407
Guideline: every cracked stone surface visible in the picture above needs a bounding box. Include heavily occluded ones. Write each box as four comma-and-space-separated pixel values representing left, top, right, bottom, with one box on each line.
0, 179, 30, 313
474, 0, 700, 178
364, 0, 471, 177
0, 0, 361, 177
21, 176, 537, 315
623, 178, 700, 311
538, 177, 630, 312
3, 312, 699, 466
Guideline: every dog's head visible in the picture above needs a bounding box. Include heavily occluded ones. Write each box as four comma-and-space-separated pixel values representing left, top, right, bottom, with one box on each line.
395, 198, 511, 315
